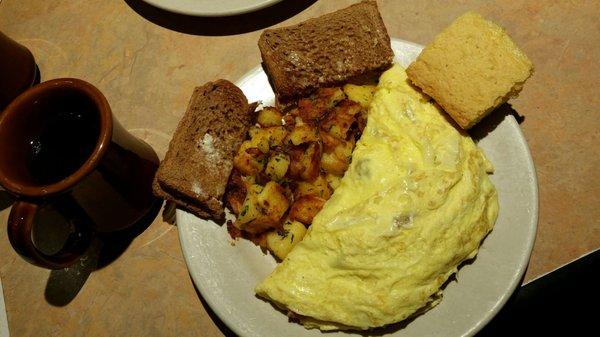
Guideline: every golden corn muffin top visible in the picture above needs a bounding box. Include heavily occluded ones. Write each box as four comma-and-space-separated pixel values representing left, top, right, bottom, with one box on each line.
407, 11, 533, 129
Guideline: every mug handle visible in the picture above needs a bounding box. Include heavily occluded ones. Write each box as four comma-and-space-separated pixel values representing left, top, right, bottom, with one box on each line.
7, 200, 92, 269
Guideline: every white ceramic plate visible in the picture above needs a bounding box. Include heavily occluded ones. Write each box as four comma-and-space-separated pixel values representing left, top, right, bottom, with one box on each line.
140, 0, 282, 16
177, 39, 538, 337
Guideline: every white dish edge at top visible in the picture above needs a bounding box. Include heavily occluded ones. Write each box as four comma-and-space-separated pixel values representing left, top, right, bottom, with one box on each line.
140, 0, 282, 17
176, 38, 538, 337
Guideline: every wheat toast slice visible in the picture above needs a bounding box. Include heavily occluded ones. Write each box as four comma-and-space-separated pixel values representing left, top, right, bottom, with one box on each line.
154, 80, 256, 220
258, 0, 394, 102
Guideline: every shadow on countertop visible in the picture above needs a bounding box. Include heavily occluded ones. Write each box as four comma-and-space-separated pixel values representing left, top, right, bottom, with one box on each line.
123, 0, 317, 36
42, 200, 162, 306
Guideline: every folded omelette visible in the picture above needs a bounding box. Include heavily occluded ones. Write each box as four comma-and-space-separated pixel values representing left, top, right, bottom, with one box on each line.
255, 65, 499, 330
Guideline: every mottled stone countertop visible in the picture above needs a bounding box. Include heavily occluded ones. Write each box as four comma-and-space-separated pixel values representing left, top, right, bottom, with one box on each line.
0, 0, 598, 336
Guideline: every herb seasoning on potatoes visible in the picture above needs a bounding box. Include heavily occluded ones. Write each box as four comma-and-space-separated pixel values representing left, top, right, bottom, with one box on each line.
225, 85, 376, 260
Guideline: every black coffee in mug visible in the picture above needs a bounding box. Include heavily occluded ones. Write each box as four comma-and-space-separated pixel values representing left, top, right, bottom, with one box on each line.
25, 92, 100, 185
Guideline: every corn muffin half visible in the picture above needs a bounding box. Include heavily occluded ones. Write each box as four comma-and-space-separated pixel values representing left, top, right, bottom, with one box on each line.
407, 11, 533, 129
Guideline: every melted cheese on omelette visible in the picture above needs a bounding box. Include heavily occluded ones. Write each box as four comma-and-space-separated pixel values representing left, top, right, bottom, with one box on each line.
255, 65, 499, 330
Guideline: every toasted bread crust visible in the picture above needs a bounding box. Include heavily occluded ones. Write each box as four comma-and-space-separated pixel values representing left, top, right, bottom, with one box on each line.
154, 80, 256, 220
258, 0, 394, 101
153, 177, 212, 219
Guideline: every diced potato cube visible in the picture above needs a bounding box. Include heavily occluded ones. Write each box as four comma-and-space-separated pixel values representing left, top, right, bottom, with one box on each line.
248, 126, 261, 138
285, 124, 319, 146
236, 182, 289, 234
343, 84, 377, 108
321, 138, 354, 176
282, 113, 295, 128
268, 126, 288, 147
288, 142, 321, 182
235, 187, 262, 227
316, 87, 346, 108
242, 175, 256, 188
321, 138, 354, 175
321, 152, 345, 176
321, 131, 342, 152
289, 195, 327, 224
249, 126, 288, 153
265, 153, 290, 182
233, 147, 266, 177
295, 174, 332, 199
297, 98, 327, 121
279, 184, 294, 206
335, 137, 355, 159
300, 143, 322, 182
356, 109, 368, 133
287, 150, 304, 179
237, 139, 253, 152
257, 107, 283, 127
257, 181, 290, 223
321, 107, 356, 139
225, 170, 247, 214
296, 88, 346, 121
249, 130, 270, 153
336, 99, 362, 116
326, 173, 342, 190
266, 220, 307, 260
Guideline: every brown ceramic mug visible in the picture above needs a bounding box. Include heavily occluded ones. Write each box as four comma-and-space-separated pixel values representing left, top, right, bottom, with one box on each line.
0, 30, 38, 111
0, 78, 159, 269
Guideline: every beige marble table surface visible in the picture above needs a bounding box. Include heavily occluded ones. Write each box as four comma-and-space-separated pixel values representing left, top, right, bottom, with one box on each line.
0, 0, 598, 336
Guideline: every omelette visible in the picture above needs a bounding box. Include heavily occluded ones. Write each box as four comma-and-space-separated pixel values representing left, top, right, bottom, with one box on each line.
255, 65, 499, 330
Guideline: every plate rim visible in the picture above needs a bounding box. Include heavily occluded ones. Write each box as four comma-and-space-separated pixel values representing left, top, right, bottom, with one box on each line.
140, 0, 283, 17
463, 114, 539, 336
177, 38, 539, 337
